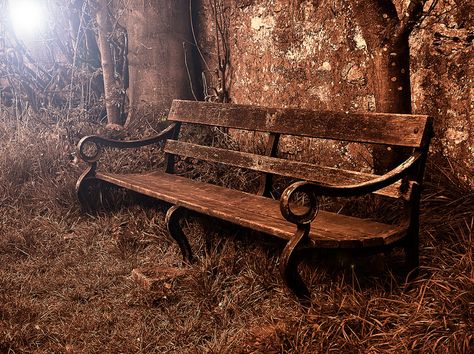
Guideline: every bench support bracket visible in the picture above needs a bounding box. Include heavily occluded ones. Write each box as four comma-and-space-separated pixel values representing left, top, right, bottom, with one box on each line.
76, 163, 97, 212
280, 224, 310, 300
404, 182, 421, 278
165, 206, 194, 263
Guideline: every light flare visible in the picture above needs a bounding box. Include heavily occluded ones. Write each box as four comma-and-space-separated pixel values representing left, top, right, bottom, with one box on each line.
9, 0, 47, 37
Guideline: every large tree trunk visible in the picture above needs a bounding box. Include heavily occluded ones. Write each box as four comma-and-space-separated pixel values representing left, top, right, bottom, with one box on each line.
96, 0, 121, 125
351, 0, 425, 172
125, 0, 195, 125
371, 37, 413, 171
372, 39, 411, 114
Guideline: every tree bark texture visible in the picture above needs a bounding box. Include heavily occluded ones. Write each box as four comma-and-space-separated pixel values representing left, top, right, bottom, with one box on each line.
96, 0, 122, 125
125, 0, 195, 125
351, 0, 425, 172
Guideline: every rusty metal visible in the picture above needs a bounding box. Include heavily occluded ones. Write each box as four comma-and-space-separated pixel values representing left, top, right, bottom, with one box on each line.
76, 162, 97, 212
404, 182, 421, 279
165, 206, 194, 263
257, 132, 280, 197
280, 224, 310, 300
280, 151, 423, 215
77, 122, 178, 163
76, 122, 178, 211
280, 184, 320, 225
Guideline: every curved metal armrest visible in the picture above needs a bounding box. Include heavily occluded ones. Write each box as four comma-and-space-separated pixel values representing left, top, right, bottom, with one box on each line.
77, 123, 177, 163
280, 152, 422, 225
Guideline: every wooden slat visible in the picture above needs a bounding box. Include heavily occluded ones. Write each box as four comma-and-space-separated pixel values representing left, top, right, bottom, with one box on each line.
164, 140, 412, 199
169, 100, 431, 148
96, 171, 407, 248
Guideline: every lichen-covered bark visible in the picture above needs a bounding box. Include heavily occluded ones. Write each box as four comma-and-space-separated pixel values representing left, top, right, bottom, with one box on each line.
410, 0, 474, 186
196, 0, 473, 186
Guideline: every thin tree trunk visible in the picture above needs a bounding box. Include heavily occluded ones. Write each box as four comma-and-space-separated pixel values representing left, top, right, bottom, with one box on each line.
372, 40, 412, 114
96, 0, 121, 126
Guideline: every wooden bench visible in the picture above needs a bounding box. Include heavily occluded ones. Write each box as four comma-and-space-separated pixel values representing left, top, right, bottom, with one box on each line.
76, 99, 433, 298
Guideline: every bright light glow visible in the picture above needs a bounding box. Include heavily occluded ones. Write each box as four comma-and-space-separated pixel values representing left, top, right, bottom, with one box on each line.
9, 0, 47, 37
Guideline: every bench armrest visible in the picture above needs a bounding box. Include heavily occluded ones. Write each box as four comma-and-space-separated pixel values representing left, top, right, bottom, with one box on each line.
280, 152, 422, 225
77, 123, 177, 163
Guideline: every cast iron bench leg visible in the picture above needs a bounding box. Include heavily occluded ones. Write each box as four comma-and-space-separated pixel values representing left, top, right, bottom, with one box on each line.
280, 225, 310, 300
165, 205, 194, 263
405, 183, 421, 279
76, 164, 98, 212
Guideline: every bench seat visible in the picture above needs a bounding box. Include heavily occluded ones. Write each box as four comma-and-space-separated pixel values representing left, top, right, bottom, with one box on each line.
77, 99, 433, 299
97, 170, 407, 249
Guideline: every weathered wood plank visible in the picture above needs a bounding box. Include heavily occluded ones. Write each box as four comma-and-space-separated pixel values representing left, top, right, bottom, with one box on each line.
164, 140, 412, 199
169, 100, 431, 148
95, 171, 406, 248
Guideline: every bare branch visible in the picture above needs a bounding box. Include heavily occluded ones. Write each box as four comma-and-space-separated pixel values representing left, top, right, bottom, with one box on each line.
189, 0, 211, 73
396, 0, 427, 39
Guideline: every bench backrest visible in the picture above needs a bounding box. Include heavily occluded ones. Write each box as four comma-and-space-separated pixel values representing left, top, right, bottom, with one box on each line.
164, 100, 433, 199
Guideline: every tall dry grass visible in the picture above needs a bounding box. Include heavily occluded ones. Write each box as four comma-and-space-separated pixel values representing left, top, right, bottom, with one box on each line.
0, 109, 472, 353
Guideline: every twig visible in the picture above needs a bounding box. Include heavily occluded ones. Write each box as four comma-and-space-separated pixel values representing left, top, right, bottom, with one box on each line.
189, 0, 211, 73
396, 0, 427, 39
183, 42, 198, 101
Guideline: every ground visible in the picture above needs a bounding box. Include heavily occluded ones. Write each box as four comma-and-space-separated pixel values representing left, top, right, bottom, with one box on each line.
0, 115, 472, 353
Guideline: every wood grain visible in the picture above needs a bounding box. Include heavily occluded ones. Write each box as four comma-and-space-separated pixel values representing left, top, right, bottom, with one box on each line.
164, 139, 411, 199
169, 100, 431, 147
96, 171, 407, 248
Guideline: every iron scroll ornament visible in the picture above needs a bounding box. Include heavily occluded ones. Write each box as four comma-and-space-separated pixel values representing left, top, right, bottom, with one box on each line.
280, 151, 424, 225
77, 123, 178, 163
280, 182, 320, 225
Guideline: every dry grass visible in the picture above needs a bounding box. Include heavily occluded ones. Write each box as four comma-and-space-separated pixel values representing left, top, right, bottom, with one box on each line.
0, 112, 472, 353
